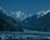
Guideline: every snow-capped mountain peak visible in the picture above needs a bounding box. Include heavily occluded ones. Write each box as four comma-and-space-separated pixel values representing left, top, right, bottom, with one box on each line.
44, 10, 50, 15
10, 11, 33, 21
37, 10, 50, 18
10, 11, 28, 21
0, 7, 32, 21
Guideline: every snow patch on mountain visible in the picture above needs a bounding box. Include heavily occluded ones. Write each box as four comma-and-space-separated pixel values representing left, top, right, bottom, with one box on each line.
0, 7, 32, 21
44, 10, 50, 15
10, 11, 32, 21
0, 7, 11, 16
37, 10, 50, 18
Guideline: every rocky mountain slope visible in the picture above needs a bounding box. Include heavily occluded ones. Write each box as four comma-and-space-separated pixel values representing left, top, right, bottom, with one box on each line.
0, 9, 23, 32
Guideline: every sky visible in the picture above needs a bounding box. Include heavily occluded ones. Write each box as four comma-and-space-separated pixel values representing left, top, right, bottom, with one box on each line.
0, 0, 50, 15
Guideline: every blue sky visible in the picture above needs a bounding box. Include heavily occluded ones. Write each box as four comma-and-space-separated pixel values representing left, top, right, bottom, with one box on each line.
0, 0, 50, 15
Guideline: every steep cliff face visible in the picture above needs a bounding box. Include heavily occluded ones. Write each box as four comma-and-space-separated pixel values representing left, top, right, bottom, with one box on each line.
0, 9, 23, 32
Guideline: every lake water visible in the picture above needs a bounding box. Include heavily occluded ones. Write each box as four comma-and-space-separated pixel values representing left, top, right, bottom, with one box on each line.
0, 31, 50, 40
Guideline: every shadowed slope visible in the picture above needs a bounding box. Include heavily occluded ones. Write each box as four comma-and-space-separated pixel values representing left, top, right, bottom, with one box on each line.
0, 9, 23, 32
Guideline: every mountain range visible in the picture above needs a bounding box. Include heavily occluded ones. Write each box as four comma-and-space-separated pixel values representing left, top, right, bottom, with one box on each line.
0, 7, 50, 32
22, 10, 50, 32
22, 10, 50, 25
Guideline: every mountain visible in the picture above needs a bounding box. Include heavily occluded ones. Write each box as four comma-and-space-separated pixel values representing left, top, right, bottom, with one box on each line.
22, 10, 50, 25
22, 10, 50, 32
30, 12, 50, 32
0, 9, 23, 32
22, 15, 38, 26
37, 10, 50, 18
10, 11, 29, 21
